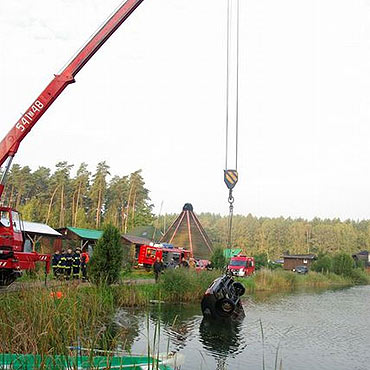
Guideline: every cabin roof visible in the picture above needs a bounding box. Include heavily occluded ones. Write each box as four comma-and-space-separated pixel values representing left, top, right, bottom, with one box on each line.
122, 234, 152, 245
283, 254, 316, 260
23, 221, 61, 237
66, 227, 103, 240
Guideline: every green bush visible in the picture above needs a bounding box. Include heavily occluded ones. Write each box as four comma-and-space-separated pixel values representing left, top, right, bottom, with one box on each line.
311, 254, 333, 274
349, 268, 370, 285
88, 224, 124, 285
332, 253, 354, 277
211, 247, 227, 270
254, 253, 268, 270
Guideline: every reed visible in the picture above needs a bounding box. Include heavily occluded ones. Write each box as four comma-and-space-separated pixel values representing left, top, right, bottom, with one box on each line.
243, 268, 358, 293
0, 284, 117, 355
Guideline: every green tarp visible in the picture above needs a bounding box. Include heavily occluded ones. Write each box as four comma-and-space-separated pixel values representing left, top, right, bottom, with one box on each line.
223, 248, 242, 259
67, 227, 103, 240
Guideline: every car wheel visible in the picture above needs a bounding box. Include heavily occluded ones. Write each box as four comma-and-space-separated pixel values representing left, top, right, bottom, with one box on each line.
215, 298, 235, 317
233, 282, 246, 296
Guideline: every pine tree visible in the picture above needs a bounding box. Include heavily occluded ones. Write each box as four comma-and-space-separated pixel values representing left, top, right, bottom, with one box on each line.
89, 161, 110, 228
88, 224, 123, 285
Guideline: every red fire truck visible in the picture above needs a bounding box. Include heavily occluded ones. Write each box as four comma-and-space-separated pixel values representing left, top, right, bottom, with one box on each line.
138, 245, 191, 270
0, 0, 144, 286
227, 255, 255, 277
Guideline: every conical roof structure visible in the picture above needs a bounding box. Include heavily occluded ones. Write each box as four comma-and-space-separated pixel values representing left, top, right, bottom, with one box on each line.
160, 203, 213, 259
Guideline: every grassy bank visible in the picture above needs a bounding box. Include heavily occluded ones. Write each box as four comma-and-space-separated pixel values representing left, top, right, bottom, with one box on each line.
0, 285, 119, 354
0, 270, 220, 354
240, 268, 363, 293
1, 268, 368, 355
114, 267, 370, 306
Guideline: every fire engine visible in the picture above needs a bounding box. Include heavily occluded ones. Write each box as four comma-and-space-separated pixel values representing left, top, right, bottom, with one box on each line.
227, 255, 255, 277
138, 244, 191, 270
0, 0, 144, 286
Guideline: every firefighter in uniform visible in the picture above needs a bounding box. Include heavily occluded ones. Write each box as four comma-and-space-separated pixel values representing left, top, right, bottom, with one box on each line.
51, 250, 61, 278
80, 249, 90, 282
59, 250, 67, 279
72, 248, 81, 279
64, 248, 74, 280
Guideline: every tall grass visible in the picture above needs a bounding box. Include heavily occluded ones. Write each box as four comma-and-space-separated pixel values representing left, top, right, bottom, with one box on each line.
242, 268, 360, 294
158, 269, 221, 302
0, 285, 117, 354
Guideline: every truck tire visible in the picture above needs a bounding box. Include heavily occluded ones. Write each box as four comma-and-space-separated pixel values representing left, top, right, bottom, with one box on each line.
0, 269, 17, 286
233, 282, 246, 296
215, 298, 235, 317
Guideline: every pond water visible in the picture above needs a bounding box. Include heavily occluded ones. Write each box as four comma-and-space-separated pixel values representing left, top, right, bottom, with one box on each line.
114, 285, 370, 369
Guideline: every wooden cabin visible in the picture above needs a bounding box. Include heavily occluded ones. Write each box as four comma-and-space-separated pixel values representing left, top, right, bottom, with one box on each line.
283, 254, 316, 271
56, 226, 103, 253
23, 221, 62, 254
352, 251, 370, 271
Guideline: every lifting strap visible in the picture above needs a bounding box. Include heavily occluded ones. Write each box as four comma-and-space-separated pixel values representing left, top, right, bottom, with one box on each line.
224, 0, 240, 248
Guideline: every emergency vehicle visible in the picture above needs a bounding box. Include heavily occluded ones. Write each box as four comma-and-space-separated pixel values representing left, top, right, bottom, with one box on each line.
227, 255, 255, 277
138, 244, 191, 270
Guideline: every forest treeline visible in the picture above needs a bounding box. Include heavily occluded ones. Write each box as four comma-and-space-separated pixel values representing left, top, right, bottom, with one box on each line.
157, 213, 370, 259
0, 162, 153, 231
2, 162, 370, 258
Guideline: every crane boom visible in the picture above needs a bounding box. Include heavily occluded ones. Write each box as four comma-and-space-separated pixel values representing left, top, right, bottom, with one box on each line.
0, 0, 144, 197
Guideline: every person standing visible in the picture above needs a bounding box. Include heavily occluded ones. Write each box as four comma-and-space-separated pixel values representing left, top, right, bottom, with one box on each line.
51, 250, 61, 278
64, 248, 74, 280
80, 249, 90, 282
153, 257, 164, 283
72, 248, 81, 279
59, 250, 67, 279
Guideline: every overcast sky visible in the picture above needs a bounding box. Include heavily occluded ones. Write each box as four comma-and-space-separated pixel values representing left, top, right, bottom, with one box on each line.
1, 0, 370, 220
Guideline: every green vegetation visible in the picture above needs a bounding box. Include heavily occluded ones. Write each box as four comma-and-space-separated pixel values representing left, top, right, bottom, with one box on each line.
311, 252, 369, 285
210, 247, 227, 270
0, 285, 118, 354
88, 225, 124, 285
2, 162, 153, 231
243, 269, 360, 293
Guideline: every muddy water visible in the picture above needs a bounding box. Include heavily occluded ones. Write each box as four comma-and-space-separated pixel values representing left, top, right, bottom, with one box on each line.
114, 286, 370, 369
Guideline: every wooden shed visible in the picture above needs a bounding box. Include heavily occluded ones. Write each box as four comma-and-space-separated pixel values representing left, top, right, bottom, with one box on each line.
57, 226, 103, 253
283, 254, 316, 271
352, 251, 370, 271
23, 221, 62, 254
122, 234, 152, 260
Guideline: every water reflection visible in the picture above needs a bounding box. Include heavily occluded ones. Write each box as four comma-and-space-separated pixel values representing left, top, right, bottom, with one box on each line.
113, 309, 141, 351
149, 304, 199, 350
113, 286, 370, 369
199, 317, 246, 358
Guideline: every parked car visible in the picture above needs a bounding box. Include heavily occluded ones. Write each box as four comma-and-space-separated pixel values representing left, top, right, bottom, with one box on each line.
293, 265, 308, 274
201, 274, 245, 319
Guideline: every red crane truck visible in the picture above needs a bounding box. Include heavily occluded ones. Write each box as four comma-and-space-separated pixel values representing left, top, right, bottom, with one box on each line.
0, 0, 145, 286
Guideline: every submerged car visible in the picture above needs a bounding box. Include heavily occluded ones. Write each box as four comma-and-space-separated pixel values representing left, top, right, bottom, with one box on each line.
293, 265, 308, 274
201, 274, 245, 319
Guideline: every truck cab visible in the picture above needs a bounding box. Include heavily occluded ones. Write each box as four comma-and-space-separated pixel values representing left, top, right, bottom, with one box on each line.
0, 207, 23, 252
227, 255, 255, 277
0, 207, 50, 286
